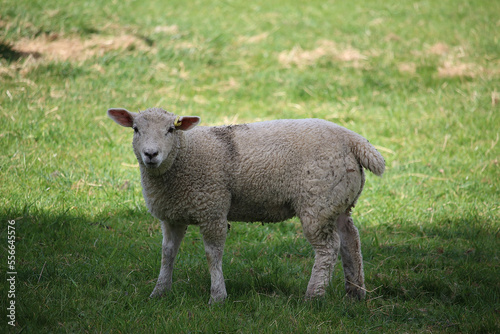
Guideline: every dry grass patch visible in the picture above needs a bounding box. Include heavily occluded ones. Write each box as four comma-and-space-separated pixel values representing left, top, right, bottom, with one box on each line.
12, 33, 153, 62
398, 62, 417, 74
437, 61, 478, 78
152, 25, 179, 35
278, 40, 366, 68
428, 42, 450, 56
385, 33, 401, 42
424, 42, 488, 78
237, 32, 270, 44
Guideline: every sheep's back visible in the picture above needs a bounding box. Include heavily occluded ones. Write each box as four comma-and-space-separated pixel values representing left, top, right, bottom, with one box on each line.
188, 119, 356, 222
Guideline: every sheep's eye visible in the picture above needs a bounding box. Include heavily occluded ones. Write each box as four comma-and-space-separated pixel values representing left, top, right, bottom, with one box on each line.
166, 127, 174, 135
132, 126, 138, 134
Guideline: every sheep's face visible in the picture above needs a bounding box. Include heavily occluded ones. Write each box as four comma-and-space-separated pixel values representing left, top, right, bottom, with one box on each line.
108, 108, 200, 170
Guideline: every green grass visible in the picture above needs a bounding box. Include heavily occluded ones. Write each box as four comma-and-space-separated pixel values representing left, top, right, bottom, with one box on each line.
1, 0, 499, 332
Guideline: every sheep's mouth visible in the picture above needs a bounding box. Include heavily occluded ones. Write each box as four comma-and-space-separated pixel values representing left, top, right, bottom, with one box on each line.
144, 160, 160, 168
141, 156, 161, 168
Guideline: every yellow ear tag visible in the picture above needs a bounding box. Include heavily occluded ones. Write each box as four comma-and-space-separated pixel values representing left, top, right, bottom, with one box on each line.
174, 116, 182, 127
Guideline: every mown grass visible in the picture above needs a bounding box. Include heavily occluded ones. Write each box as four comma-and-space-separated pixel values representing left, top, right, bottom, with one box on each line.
1, 0, 499, 332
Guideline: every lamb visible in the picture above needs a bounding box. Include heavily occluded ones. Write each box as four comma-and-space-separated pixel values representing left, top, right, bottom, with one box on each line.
107, 107, 385, 304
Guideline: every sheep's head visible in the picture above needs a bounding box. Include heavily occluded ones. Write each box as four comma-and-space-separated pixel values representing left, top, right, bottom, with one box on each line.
108, 107, 200, 171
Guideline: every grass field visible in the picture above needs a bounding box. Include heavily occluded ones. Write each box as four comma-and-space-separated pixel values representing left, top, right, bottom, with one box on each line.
1, 0, 499, 332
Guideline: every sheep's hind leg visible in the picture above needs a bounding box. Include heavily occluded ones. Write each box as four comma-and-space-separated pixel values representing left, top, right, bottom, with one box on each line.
301, 215, 340, 299
337, 213, 366, 300
150, 222, 187, 298
200, 221, 228, 304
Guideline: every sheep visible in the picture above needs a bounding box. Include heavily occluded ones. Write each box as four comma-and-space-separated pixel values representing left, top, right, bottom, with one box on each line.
107, 107, 385, 304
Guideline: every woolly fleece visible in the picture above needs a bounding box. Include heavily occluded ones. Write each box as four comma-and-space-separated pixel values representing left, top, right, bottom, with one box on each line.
108, 107, 385, 304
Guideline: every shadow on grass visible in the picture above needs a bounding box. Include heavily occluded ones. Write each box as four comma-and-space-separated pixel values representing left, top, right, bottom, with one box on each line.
0, 206, 157, 332
361, 215, 499, 306
1, 207, 498, 332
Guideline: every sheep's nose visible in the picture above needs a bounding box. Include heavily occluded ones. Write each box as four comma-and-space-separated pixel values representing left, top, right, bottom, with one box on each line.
144, 149, 159, 160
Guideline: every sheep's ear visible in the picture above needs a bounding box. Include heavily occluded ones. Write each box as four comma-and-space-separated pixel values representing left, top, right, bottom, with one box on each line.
174, 116, 200, 131
108, 108, 136, 127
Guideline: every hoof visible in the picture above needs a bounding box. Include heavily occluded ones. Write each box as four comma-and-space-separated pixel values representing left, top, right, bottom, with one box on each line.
305, 285, 327, 300
208, 294, 227, 305
345, 285, 366, 300
149, 288, 167, 299
149, 292, 163, 299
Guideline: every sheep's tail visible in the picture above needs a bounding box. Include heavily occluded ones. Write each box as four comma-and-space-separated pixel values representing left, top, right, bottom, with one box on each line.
348, 132, 385, 176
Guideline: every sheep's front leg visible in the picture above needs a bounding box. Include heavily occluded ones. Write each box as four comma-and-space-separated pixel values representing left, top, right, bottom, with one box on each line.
337, 213, 366, 300
200, 222, 228, 304
150, 222, 187, 298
